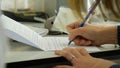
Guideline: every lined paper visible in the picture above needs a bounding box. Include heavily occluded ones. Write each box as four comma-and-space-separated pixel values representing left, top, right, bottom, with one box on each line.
41, 37, 101, 52
1, 15, 101, 52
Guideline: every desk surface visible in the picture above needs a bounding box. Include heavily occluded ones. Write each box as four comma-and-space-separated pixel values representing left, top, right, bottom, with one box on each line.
5, 22, 120, 64
5, 22, 61, 63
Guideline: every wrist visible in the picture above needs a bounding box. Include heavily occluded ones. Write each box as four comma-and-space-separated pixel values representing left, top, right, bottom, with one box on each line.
100, 26, 117, 44
93, 58, 116, 68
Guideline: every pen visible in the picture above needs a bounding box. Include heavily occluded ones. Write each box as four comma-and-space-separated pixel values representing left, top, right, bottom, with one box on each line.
68, 0, 101, 46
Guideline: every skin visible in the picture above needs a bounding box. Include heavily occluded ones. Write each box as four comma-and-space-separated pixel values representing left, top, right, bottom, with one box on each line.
54, 0, 118, 67
54, 47, 116, 68
66, 21, 117, 46
53, 21, 118, 68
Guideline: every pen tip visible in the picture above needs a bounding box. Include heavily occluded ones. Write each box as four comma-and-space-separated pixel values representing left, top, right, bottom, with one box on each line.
68, 41, 72, 46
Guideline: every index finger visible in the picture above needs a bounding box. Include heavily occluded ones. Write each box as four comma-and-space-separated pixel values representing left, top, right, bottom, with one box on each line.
66, 21, 80, 33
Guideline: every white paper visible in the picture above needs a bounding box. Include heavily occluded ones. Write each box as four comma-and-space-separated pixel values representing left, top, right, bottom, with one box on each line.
1, 15, 45, 49
1, 15, 101, 52
52, 7, 79, 33
41, 37, 101, 52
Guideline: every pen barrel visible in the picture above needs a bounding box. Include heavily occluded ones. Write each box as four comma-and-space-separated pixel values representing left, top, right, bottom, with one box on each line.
79, 0, 100, 27
91, 0, 100, 12
69, 0, 101, 45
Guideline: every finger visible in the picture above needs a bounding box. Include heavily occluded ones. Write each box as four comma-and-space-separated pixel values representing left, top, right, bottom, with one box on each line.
70, 35, 92, 46
55, 50, 64, 55
78, 39, 87, 46
53, 65, 73, 68
76, 47, 90, 57
78, 40, 92, 46
70, 36, 84, 45
67, 21, 81, 32
84, 40, 92, 46
69, 28, 86, 39
55, 49, 75, 61
66, 22, 79, 33
69, 35, 76, 41
62, 48, 84, 65
63, 48, 82, 58
55, 48, 81, 65
73, 39, 81, 46
56, 50, 75, 62
67, 26, 73, 33
73, 38, 87, 46
55, 48, 81, 64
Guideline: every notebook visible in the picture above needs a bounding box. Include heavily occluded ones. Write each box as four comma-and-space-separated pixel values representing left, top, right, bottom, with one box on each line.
1, 15, 101, 52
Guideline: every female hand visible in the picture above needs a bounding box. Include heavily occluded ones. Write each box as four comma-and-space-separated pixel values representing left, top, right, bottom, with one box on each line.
66, 21, 117, 46
54, 47, 115, 68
